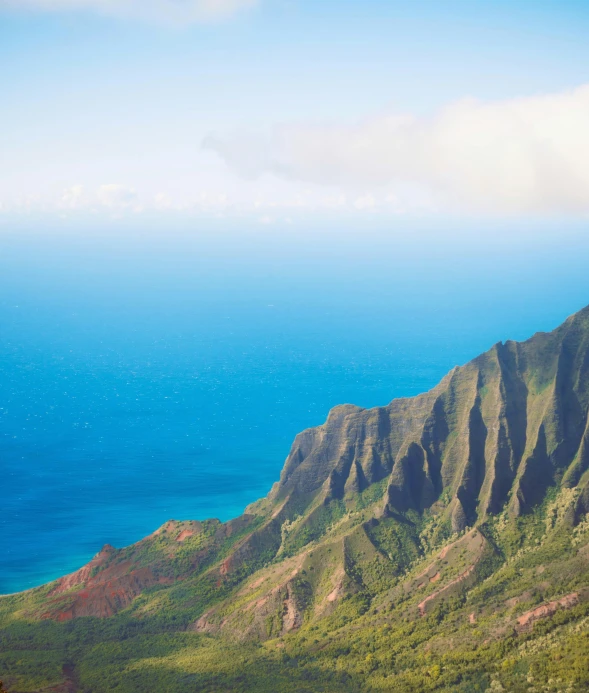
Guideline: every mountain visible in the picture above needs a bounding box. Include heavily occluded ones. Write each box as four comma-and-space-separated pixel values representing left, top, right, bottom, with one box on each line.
2, 306, 589, 692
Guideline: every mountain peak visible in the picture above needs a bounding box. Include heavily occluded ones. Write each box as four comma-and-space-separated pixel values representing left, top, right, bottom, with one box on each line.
272, 304, 589, 528
4, 306, 589, 692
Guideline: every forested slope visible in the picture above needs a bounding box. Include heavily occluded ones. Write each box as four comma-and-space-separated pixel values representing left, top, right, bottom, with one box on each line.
2, 306, 589, 692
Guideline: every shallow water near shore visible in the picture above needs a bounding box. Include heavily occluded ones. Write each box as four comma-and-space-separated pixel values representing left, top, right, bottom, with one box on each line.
1, 221, 588, 593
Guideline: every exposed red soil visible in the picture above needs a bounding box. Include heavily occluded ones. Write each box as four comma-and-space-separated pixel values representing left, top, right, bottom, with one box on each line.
409, 530, 487, 617
176, 529, 196, 542
249, 575, 267, 590
282, 582, 303, 633
410, 530, 483, 595
35, 514, 260, 623
192, 611, 217, 634
515, 593, 579, 633
418, 563, 477, 616
51, 545, 116, 595
43, 549, 170, 620
220, 558, 231, 576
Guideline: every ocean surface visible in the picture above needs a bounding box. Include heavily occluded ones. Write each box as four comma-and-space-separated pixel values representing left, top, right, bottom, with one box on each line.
1, 222, 588, 594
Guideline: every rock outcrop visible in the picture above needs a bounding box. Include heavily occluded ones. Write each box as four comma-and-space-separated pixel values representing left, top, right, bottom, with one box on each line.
273, 305, 589, 529
4, 306, 589, 693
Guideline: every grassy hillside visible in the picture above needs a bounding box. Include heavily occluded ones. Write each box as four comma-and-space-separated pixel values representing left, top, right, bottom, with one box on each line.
2, 307, 589, 692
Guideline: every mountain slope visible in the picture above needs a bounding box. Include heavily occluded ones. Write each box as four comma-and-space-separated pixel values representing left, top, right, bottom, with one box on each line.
272, 304, 589, 525
2, 306, 589, 693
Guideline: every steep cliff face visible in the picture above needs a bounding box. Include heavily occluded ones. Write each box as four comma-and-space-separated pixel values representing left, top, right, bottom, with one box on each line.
4, 307, 589, 693
273, 306, 589, 531
17, 305, 589, 626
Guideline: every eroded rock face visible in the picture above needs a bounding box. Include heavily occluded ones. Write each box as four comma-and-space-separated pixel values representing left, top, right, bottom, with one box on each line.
29, 306, 589, 631
43, 543, 171, 620
44, 565, 165, 620
40, 517, 258, 621
273, 306, 589, 528
282, 583, 303, 633
50, 544, 116, 595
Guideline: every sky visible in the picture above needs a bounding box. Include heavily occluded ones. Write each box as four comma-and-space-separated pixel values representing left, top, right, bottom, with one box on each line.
1, 0, 589, 224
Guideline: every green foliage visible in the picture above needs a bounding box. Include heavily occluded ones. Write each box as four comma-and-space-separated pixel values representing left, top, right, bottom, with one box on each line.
4, 306, 589, 691
350, 478, 389, 511
366, 516, 421, 573
282, 500, 346, 555
2, 499, 589, 693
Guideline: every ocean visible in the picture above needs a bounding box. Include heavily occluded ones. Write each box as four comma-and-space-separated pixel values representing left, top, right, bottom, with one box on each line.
1, 221, 588, 593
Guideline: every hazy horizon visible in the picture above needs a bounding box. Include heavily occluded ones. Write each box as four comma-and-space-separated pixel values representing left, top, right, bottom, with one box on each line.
1, 0, 589, 226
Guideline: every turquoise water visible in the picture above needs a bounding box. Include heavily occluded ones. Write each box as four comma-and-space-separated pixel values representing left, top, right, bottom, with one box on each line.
1, 222, 588, 593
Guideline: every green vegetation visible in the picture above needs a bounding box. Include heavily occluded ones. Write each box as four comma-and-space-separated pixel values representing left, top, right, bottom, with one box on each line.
2, 306, 589, 692
2, 503, 589, 692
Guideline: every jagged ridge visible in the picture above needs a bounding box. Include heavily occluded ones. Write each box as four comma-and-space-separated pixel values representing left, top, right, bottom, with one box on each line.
13, 305, 589, 627
3, 306, 589, 693
273, 305, 589, 531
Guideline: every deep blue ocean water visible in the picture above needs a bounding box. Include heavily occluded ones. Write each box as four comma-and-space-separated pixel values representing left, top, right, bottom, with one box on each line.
1, 221, 588, 594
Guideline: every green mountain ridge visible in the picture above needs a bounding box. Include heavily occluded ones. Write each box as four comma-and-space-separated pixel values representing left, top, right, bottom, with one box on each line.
2, 306, 589, 692
273, 303, 589, 522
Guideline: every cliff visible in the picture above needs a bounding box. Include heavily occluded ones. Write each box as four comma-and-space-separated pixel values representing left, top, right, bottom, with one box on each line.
2, 305, 589, 693
272, 304, 589, 530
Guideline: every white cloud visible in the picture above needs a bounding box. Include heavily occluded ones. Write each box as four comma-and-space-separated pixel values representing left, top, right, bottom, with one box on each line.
97, 184, 138, 209
58, 185, 86, 210
0, 0, 259, 24
154, 192, 173, 210
353, 194, 376, 211
205, 84, 589, 215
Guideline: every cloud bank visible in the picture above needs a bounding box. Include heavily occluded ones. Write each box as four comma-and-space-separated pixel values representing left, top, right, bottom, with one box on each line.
0, 0, 259, 23
204, 84, 589, 215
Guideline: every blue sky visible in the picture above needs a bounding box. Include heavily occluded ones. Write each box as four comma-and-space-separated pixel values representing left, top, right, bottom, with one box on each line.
1, 0, 589, 223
